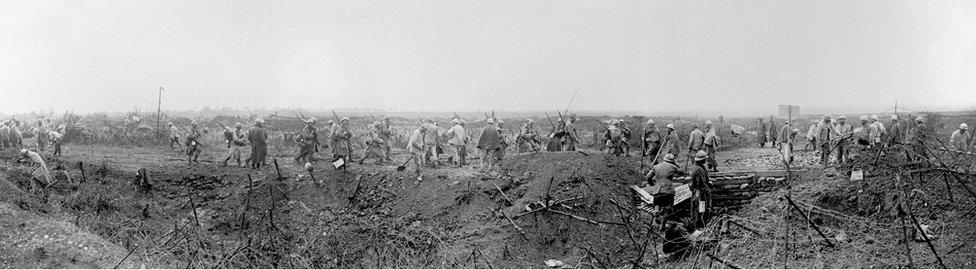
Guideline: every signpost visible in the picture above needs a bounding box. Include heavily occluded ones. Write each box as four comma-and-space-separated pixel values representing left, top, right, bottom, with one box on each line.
777, 104, 799, 268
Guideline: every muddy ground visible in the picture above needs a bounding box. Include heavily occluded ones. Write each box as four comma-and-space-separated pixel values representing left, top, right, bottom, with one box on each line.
0, 140, 973, 268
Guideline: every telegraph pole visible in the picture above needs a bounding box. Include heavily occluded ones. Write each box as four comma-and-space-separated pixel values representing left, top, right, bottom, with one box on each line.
157, 87, 164, 138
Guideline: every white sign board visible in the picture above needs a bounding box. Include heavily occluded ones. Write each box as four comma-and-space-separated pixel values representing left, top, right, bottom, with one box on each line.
778, 105, 800, 119
850, 170, 864, 181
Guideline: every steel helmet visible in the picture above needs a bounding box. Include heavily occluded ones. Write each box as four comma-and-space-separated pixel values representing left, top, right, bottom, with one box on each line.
961, 123, 969, 130
838, 115, 846, 120
666, 123, 674, 129
871, 115, 879, 121
705, 120, 712, 125
890, 115, 898, 120
915, 116, 925, 122
646, 119, 655, 125
859, 115, 869, 122
694, 150, 708, 161
663, 154, 676, 163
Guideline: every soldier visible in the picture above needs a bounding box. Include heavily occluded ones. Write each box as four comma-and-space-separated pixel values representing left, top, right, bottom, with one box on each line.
477, 118, 501, 172
756, 117, 767, 148
295, 119, 318, 164
660, 124, 679, 163
222, 123, 247, 167
10, 120, 22, 148
332, 118, 353, 170
642, 119, 661, 158
185, 122, 202, 164
768, 116, 778, 147
688, 150, 712, 227
887, 115, 903, 148
445, 119, 469, 167
0, 121, 9, 148
547, 119, 567, 152
605, 120, 625, 156
832, 116, 853, 163
620, 119, 633, 156
32, 120, 47, 152
645, 153, 680, 213
48, 130, 63, 157
563, 114, 580, 151
497, 120, 510, 162
422, 119, 442, 166
247, 119, 268, 169
20, 149, 53, 191
408, 124, 427, 179
815, 115, 834, 166
950, 123, 971, 152
871, 115, 886, 142
687, 123, 705, 158
703, 121, 720, 172
379, 117, 395, 161
518, 119, 540, 153
360, 121, 387, 165
168, 122, 182, 149
907, 116, 930, 161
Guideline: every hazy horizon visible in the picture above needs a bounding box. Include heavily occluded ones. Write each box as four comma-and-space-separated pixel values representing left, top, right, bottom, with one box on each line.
3, 0, 976, 115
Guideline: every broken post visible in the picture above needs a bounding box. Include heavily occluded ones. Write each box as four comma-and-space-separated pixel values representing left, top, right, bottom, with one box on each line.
785, 195, 834, 247
273, 158, 283, 180
78, 161, 87, 182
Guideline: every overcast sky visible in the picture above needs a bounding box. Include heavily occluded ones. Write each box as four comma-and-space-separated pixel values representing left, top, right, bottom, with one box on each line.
2, 0, 975, 115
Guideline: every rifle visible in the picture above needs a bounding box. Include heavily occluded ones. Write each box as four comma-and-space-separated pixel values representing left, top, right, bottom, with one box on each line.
544, 113, 555, 133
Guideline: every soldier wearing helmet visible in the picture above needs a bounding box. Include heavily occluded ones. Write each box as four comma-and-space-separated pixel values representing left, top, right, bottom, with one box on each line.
295, 118, 319, 164
221, 123, 248, 167
185, 121, 202, 164
645, 153, 680, 212
950, 123, 971, 152
605, 119, 625, 156
359, 120, 388, 165
688, 150, 713, 227
445, 117, 470, 167
642, 119, 662, 158
332, 117, 353, 171
518, 119, 541, 153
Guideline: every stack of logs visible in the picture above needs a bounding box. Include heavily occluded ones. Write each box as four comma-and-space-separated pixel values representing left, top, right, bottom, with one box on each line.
675, 170, 789, 209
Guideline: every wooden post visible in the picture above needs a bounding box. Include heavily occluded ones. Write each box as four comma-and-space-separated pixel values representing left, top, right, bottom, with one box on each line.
902, 203, 946, 269
273, 158, 283, 180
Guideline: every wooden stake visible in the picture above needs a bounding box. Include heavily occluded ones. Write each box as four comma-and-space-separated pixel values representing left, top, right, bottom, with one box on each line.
273, 158, 283, 180
902, 203, 946, 269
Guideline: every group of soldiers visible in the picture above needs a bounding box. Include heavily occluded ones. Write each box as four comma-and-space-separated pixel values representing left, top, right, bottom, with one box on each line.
777, 114, 972, 167
167, 119, 268, 169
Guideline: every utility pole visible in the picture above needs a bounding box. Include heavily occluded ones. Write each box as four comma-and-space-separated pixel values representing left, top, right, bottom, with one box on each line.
157, 87, 164, 138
